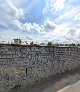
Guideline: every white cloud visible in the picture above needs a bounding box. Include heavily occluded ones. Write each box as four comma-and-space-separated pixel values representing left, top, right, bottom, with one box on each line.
22, 23, 33, 31
43, 1, 50, 15
33, 23, 42, 33
43, 18, 57, 31
1, 0, 80, 44
53, 0, 66, 11
0, 0, 24, 27
1, 17, 80, 44
37, 18, 80, 44
56, 7, 80, 22
74, 13, 80, 21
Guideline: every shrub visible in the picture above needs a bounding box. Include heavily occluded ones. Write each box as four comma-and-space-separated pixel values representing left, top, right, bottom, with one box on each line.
12, 84, 22, 91
47, 42, 52, 46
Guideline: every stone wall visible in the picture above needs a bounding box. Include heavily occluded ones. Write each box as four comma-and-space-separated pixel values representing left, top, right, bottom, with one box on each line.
0, 44, 80, 92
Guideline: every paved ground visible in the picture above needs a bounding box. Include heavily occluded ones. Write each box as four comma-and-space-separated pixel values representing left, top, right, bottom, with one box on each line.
58, 81, 80, 92
9, 68, 80, 92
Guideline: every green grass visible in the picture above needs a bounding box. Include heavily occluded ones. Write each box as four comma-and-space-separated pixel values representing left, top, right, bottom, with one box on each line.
12, 84, 22, 91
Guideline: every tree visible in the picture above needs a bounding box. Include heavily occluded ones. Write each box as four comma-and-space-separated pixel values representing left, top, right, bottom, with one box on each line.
47, 42, 52, 46
70, 43, 76, 47
77, 44, 80, 47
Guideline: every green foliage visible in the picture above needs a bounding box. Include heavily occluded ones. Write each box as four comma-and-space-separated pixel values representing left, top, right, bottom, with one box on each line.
70, 43, 76, 47
12, 84, 22, 91
47, 42, 52, 46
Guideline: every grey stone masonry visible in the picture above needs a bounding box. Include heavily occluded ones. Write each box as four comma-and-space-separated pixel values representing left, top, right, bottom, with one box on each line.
0, 44, 80, 92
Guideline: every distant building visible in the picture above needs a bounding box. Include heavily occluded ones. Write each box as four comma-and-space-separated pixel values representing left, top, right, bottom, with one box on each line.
53, 44, 59, 46
0, 41, 5, 44
40, 43, 45, 46
25, 41, 28, 45
13, 38, 21, 44
30, 41, 33, 45
21, 41, 29, 45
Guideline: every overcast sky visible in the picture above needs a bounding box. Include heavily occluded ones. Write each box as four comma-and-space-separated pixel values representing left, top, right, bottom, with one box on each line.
0, 0, 80, 43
